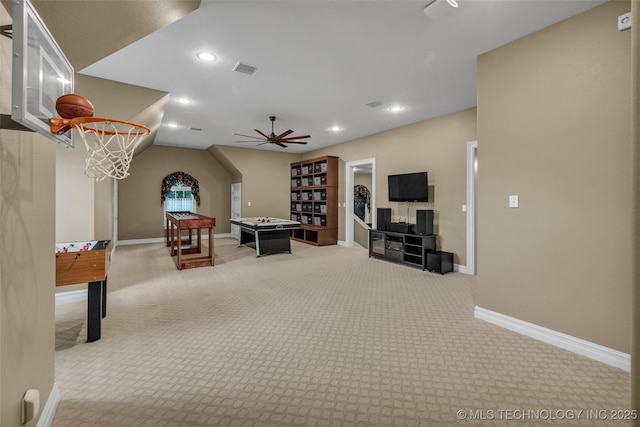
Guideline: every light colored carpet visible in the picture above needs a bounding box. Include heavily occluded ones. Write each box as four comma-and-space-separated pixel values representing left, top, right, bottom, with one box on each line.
53, 238, 630, 426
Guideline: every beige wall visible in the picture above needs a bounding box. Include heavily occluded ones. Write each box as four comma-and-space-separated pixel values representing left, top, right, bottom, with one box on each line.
118, 145, 233, 240
56, 144, 95, 242
211, 146, 301, 219
477, 1, 632, 353
307, 108, 477, 265
1, 4, 56, 425
95, 179, 114, 241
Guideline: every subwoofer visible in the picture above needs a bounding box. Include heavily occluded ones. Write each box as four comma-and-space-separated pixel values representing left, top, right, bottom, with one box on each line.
376, 208, 391, 231
415, 209, 434, 235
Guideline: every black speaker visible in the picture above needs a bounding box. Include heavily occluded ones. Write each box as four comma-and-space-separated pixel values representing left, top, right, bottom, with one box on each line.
376, 208, 391, 231
426, 251, 454, 274
415, 209, 434, 235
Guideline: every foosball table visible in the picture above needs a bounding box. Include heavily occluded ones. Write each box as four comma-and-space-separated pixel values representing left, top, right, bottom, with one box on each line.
55, 240, 111, 342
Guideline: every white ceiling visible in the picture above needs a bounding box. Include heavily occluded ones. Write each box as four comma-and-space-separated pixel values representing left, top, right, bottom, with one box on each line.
81, 0, 606, 153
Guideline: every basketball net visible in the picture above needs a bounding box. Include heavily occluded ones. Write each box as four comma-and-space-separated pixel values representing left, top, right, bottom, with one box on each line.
51, 117, 151, 181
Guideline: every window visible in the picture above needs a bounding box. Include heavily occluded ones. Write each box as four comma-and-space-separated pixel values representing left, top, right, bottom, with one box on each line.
165, 185, 194, 212
163, 185, 195, 224
160, 171, 201, 224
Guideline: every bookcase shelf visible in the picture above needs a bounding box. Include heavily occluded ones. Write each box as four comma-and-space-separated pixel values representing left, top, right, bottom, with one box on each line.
290, 155, 339, 246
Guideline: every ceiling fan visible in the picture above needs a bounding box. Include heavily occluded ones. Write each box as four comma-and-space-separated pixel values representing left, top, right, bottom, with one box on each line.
235, 116, 310, 148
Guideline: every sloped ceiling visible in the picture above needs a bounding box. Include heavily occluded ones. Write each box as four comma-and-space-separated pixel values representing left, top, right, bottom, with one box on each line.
31, 0, 200, 70
1, 0, 200, 152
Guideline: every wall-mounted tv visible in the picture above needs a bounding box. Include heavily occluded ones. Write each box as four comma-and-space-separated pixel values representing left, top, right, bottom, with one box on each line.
388, 172, 429, 202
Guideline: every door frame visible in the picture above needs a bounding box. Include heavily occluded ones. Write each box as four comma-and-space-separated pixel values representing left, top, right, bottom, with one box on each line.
231, 182, 242, 240
345, 158, 376, 248
466, 140, 478, 275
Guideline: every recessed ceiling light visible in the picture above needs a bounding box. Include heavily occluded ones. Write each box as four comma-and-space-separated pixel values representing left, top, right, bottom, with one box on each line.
330, 126, 342, 132
388, 105, 405, 113
177, 98, 191, 104
197, 52, 216, 62
168, 123, 178, 128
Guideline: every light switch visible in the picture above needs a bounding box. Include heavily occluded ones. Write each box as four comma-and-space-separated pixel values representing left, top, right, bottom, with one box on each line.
509, 195, 519, 208
247, 201, 251, 207
462, 204, 467, 212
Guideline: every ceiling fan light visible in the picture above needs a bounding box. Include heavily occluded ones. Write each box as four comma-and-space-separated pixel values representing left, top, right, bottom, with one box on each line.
447, 0, 459, 8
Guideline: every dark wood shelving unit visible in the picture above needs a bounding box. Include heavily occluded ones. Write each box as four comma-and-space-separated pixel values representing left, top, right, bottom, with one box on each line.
290, 155, 339, 246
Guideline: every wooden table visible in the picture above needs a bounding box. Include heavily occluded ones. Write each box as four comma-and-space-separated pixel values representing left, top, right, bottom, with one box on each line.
166, 211, 215, 270
55, 240, 111, 342
230, 217, 301, 257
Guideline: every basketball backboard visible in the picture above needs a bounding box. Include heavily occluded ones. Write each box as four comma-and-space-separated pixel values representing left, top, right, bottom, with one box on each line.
11, 0, 74, 147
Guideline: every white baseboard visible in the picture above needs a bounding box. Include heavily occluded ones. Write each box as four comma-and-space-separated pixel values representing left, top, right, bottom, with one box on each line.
454, 264, 469, 274
118, 237, 165, 245
55, 289, 87, 305
474, 306, 630, 372
37, 383, 59, 427
118, 233, 233, 246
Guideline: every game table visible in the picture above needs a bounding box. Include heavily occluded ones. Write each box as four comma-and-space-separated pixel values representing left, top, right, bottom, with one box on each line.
166, 211, 215, 270
230, 217, 301, 257
55, 240, 111, 342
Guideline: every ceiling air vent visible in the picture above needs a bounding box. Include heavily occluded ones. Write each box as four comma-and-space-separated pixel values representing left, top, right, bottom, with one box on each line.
232, 61, 260, 76
189, 127, 202, 132
365, 100, 384, 108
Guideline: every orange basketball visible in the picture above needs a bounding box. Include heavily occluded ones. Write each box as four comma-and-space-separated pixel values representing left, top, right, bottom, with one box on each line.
56, 94, 95, 119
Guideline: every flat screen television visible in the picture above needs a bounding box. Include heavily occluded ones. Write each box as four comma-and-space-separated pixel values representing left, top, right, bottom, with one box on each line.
388, 172, 429, 202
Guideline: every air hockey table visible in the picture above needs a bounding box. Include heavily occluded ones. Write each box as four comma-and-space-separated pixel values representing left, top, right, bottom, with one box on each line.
230, 217, 301, 257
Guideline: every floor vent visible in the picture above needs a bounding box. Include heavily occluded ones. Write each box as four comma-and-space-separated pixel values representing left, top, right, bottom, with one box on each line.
233, 62, 260, 76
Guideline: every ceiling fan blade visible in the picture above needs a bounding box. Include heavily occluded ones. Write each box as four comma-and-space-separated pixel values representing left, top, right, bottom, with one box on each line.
280, 140, 307, 144
254, 129, 270, 139
276, 129, 294, 139
280, 134, 311, 141
234, 133, 265, 140
236, 140, 265, 143
275, 141, 287, 148
256, 142, 269, 146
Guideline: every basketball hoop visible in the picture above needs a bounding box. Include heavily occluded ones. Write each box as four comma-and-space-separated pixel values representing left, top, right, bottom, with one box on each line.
51, 117, 151, 181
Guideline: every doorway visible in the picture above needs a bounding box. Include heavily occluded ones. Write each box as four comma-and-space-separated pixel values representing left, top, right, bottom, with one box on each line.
345, 158, 376, 248
231, 183, 241, 240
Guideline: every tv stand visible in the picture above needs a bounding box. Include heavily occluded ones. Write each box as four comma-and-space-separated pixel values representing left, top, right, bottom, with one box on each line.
368, 229, 436, 271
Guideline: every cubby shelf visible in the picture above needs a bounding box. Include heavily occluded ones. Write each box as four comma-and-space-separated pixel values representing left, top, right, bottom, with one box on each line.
290, 155, 339, 246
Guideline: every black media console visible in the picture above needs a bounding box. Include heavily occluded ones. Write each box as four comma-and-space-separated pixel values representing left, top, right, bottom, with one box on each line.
368, 229, 453, 273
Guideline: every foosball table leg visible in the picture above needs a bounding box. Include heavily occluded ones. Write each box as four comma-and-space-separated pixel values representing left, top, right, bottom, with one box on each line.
87, 281, 102, 342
